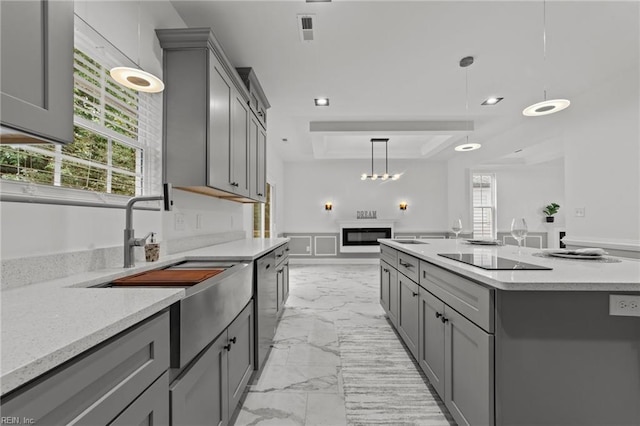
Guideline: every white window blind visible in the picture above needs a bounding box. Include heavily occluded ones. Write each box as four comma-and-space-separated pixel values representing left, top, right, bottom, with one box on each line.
0, 15, 162, 202
472, 173, 497, 239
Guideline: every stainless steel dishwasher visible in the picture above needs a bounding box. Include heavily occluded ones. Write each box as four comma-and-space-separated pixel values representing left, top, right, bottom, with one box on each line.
255, 251, 277, 370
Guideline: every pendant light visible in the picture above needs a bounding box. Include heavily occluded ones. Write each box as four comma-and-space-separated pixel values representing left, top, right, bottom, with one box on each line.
360, 138, 401, 181
523, 0, 569, 116
454, 56, 481, 152
109, 2, 164, 93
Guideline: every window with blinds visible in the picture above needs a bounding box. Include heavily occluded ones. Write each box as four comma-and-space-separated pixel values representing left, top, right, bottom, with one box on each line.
0, 17, 161, 201
472, 173, 497, 239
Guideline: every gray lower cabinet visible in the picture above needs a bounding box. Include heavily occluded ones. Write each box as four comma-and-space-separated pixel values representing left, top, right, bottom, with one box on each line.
170, 301, 254, 426
0, 311, 170, 424
227, 301, 255, 413
380, 260, 391, 313
276, 266, 285, 314
0, 0, 73, 144
110, 372, 169, 426
444, 305, 494, 426
397, 273, 420, 359
387, 267, 399, 327
418, 290, 445, 397
170, 329, 229, 426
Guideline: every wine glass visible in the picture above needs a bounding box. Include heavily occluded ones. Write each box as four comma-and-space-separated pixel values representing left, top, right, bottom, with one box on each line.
451, 218, 462, 240
510, 218, 528, 254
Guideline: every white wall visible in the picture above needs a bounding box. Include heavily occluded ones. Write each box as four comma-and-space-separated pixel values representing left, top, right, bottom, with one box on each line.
267, 133, 286, 237
448, 65, 639, 247
492, 159, 565, 233
283, 159, 448, 233
1, 1, 250, 261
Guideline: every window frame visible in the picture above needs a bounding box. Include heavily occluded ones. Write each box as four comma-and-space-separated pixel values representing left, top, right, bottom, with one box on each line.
0, 15, 161, 207
470, 172, 497, 240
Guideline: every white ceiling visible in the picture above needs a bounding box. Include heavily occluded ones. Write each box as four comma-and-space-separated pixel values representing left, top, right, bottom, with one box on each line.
169, 0, 639, 164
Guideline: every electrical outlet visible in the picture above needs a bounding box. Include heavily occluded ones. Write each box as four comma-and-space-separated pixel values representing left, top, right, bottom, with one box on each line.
174, 213, 185, 231
575, 207, 585, 217
306, 246, 310, 252
610, 294, 640, 317
196, 214, 203, 229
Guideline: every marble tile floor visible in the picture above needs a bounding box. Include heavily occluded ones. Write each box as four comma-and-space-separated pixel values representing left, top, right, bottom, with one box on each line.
231, 264, 455, 426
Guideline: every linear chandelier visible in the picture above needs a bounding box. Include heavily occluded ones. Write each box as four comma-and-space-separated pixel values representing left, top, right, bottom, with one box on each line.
361, 138, 401, 181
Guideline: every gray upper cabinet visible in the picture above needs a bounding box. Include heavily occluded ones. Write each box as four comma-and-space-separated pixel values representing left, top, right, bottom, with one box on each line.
157, 28, 256, 202
249, 114, 267, 202
238, 67, 269, 203
0, 0, 74, 144
231, 92, 250, 197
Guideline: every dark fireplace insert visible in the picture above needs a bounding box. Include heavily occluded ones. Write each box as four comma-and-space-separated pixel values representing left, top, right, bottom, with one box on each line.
342, 227, 392, 246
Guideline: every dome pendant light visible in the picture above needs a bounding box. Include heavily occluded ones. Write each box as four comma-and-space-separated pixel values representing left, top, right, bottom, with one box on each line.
454, 56, 481, 152
109, 2, 164, 93
523, 0, 570, 117
109, 67, 165, 93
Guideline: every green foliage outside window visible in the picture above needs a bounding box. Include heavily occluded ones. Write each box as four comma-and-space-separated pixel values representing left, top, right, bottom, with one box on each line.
0, 47, 143, 197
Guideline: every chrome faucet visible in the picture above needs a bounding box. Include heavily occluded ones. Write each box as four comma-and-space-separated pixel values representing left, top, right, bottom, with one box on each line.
124, 184, 173, 268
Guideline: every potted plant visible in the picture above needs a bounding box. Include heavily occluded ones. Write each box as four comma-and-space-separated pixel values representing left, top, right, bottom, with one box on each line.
543, 202, 560, 222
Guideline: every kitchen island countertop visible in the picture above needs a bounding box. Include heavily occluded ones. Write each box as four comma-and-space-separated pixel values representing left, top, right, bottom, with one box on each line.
380, 239, 640, 291
0, 237, 289, 396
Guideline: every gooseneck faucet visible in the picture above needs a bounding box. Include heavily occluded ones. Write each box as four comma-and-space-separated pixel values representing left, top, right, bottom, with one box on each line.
124, 184, 173, 268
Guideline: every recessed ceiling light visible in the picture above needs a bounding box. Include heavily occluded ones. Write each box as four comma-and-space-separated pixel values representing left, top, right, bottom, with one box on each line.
481, 97, 504, 106
110, 67, 164, 93
454, 143, 482, 152
282, 138, 288, 143
314, 98, 329, 106
522, 99, 571, 116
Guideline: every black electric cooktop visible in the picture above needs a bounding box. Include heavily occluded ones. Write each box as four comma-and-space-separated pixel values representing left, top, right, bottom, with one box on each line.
438, 253, 552, 270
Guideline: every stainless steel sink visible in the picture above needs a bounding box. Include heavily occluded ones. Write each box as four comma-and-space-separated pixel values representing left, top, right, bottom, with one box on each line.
391, 239, 429, 245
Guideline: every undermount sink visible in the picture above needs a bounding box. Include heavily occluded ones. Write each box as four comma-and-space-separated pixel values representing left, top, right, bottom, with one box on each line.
391, 239, 429, 245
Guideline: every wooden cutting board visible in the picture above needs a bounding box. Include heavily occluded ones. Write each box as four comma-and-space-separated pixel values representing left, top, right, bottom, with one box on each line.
112, 269, 224, 286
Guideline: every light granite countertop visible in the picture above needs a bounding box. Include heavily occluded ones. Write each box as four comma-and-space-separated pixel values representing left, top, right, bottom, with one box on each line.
0, 237, 289, 396
381, 239, 640, 291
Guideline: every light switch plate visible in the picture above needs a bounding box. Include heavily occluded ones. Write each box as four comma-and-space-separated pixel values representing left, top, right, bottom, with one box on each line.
575, 207, 585, 217
610, 294, 640, 317
174, 213, 186, 231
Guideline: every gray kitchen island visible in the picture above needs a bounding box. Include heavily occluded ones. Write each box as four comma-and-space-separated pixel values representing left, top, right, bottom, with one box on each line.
379, 238, 640, 426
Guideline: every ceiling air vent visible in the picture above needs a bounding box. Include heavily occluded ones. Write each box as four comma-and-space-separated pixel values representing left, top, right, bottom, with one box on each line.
297, 14, 315, 42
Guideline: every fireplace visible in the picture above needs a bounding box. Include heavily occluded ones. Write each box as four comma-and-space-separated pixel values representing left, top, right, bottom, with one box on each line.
339, 220, 395, 253
342, 228, 392, 246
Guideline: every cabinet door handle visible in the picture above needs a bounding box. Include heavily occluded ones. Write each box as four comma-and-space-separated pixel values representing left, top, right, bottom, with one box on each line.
224, 344, 232, 351
265, 264, 271, 270
285, 248, 290, 252
441, 316, 449, 324
230, 337, 237, 344
435, 312, 442, 318
277, 254, 283, 258
412, 292, 418, 297
383, 268, 389, 272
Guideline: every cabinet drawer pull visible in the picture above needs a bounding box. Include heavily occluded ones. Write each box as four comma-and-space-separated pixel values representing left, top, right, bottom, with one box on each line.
412, 292, 418, 297
285, 248, 290, 252
441, 316, 449, 324
383, 268, 389, 273
224, 344, 232, 351
229, 337, 237, 344
435, 312, 442, 318
399, 261, 414, 268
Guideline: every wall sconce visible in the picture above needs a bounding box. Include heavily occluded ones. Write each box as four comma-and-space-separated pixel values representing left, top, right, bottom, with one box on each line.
399, 202, 408, 211
325, 202, 333, 211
